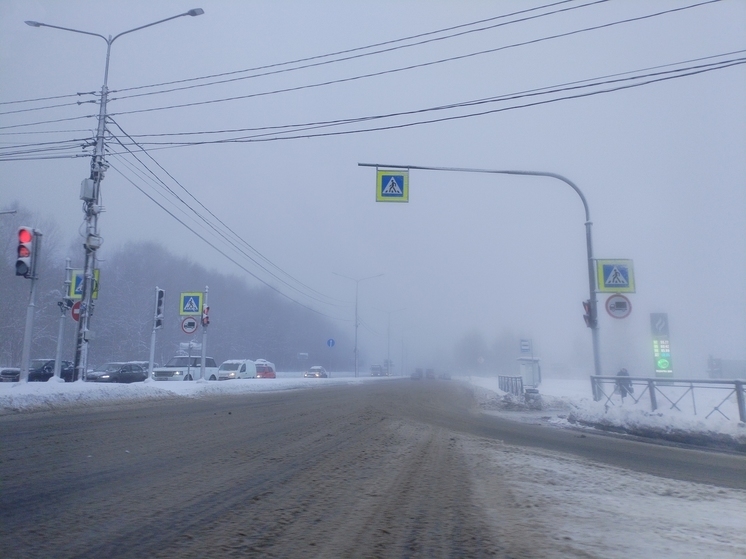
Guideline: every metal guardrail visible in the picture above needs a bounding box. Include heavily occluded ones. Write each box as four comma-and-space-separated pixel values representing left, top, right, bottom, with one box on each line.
591, 376, 746, 422
498, 375, 524, 397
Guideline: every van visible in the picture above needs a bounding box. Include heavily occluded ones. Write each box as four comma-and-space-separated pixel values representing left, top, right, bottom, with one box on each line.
217, 359, 256, 380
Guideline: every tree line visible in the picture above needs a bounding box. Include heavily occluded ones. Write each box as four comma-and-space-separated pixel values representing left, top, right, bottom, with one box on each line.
1, 205, 354, 371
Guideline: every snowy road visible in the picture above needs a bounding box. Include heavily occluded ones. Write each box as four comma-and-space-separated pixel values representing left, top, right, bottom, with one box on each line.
1, 379, 744, 558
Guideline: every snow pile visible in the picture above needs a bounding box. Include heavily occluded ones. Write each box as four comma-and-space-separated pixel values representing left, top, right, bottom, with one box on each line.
466, 376, 746, 450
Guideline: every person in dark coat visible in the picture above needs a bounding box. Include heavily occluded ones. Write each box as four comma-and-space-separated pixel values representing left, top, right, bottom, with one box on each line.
616, 368, 633, 400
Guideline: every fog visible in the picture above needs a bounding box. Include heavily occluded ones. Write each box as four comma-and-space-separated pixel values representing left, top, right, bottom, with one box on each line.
1, 1, 744, 376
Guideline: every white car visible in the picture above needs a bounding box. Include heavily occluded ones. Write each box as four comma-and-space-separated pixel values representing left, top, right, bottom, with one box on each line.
152, 356, 219, 381
217, 359, 256, 380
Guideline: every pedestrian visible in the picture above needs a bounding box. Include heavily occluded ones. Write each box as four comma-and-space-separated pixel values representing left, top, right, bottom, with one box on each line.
616, 368, 633, 401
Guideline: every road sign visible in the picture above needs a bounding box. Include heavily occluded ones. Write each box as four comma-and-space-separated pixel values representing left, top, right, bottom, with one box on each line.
605, 294, 632, 319
69, 269, 100, 299
650, 313, 673, 378
327, 338, 335, 348
596, 259, 635, 293
520, 339, 532, 353
181, 316, 198, 334
376, 169, 409, 202
71, 301, 82, 322
180, 292, 203, 315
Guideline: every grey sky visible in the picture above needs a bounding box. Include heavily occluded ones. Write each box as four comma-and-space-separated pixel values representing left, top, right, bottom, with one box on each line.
1, 0, 745, 375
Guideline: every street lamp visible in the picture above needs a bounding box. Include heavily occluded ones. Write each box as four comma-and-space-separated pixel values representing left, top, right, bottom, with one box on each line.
26, 9, 204, 380
359, 162, 602, 377
332, 272, 384, 377
376, 307, 406, 376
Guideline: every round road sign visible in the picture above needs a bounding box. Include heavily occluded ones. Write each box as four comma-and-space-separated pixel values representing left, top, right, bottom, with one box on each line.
327, 338, 335, 348
181, 316, 199, 334
605, 294, 632, 319
71, 301, 82, 322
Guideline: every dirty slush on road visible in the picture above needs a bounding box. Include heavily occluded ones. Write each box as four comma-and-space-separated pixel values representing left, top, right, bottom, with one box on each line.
3, 381, 519, 558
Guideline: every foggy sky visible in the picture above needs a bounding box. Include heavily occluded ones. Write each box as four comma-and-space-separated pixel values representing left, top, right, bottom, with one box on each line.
1, 0, 745, 376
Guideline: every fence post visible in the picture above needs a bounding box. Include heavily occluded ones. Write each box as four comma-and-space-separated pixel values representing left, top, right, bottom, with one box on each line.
735, 380, 745, 423
648, 379, 658, 411
590, 376, 600, 401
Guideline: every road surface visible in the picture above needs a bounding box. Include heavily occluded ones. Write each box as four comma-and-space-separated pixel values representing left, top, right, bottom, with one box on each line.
1, 379, 744, 558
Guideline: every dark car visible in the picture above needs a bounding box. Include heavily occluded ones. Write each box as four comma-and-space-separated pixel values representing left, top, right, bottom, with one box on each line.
411, 368, 423, 380
370, 365, 385, 377
27, 359, 76, 382
0, 367, 21, 382
86, 362, 147, 383
304, 366, 328, 378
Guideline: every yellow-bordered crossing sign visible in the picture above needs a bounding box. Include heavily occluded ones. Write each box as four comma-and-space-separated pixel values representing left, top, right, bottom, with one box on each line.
376, 169, 409, 202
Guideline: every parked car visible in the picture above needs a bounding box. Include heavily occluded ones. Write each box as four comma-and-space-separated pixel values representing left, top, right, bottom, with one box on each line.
255, 359, 276, 379
87, 362, 148, 383
304, 366, 328, 378
217, 359, 256, 380
0, 367, 21, 382
152, 356, 219, 381
27, 359, 76, 382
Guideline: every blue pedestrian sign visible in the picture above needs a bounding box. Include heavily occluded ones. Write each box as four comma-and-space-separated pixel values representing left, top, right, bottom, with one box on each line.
327, 338, 335, 348
180, 292, 203, 316
596, 259, 635, 293
376, 169, 409, 203
69, 269, 100, 300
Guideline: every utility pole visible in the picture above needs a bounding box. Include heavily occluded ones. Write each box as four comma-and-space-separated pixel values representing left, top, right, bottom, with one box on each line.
26, 8, 205, 382
200, 286, 209, 381
333, 272, 383, 377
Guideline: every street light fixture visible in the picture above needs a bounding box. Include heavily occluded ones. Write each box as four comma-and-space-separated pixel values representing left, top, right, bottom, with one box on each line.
26, 9, 204, 380
332, 272, 384, 377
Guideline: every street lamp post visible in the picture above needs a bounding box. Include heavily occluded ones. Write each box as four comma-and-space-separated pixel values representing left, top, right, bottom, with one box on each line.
359, 162, 602, 377
333, 272, 383, 377
26, 9, 204, 379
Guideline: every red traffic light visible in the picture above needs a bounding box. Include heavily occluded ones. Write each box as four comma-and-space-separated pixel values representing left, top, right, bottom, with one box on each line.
18, 229, 33, 243
16, 226, 34, 278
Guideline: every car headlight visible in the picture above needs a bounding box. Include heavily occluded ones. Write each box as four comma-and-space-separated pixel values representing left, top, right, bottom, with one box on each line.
173, 371, 181, 376
101, 374, 109, 379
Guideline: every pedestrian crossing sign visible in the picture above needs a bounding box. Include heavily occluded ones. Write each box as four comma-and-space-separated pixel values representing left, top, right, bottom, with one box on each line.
69, 269, 100, 300
180, 292, 203, 315
376, 169, 409, 202
596, 259, 635, 293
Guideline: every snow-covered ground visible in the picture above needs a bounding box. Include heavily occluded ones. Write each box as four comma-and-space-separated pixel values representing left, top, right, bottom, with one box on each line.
1, 373, 744, 443
1, 373, 744, 558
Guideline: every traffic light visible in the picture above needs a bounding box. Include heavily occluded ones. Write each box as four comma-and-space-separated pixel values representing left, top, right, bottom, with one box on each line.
582, 300, 593, 328
15, 226, 34, 278
201, 305, 210, 327
154, 288, 165, 329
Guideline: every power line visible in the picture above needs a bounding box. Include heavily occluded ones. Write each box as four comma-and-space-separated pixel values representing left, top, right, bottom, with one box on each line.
106, 119, 349, 309
104, 55, 745, 150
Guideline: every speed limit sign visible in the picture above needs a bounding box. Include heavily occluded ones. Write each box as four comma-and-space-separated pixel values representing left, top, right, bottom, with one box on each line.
181, 316, 198, 334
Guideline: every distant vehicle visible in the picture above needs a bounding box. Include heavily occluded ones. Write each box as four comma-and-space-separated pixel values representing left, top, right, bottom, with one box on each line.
127, 360, 158, 372
0, 367, 21, 382
370, 365, 385, 377
425, 368, 436, 380
255, 359, 276, 379
304, 366, 328, 378
27, 359, 76, 382
438, 371, 451, 380
217, 359, 256, 380
411, 368, 423, 380
86, 362, 148, 383
152, 356, 219, 381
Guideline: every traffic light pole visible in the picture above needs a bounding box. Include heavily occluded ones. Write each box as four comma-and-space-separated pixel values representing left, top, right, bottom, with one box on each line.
200, 286, 209, 381
19, 230, 42, 383
147, 286, 164, 382
359, 163, 602, 377
53, 258, 73, 380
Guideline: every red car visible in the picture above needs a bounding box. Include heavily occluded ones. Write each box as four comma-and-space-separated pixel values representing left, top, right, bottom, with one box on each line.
255, 359, 276, 379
